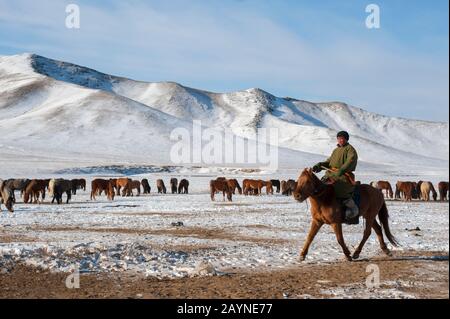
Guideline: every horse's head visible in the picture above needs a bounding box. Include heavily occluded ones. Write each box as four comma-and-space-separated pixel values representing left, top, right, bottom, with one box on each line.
0, 183, 14, 213
293, 168, 318, 202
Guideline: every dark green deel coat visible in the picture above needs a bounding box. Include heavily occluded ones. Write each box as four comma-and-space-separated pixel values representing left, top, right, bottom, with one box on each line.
318, 143, 358, 199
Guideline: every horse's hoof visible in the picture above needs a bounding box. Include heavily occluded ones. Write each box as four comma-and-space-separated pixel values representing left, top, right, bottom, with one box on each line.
298, 255, 306, 262
352, 253, 360, 260
345, 255, 353, 262
383, 249, 392, 256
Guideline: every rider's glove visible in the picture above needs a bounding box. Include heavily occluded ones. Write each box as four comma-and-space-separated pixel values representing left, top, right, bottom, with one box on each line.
312, 163, 322, 173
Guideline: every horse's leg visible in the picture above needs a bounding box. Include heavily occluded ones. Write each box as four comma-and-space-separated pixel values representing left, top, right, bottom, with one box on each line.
372, 219, 391, 256
331, 223, 352, 261
300, 220, 323, 261
353, 218, 374, 259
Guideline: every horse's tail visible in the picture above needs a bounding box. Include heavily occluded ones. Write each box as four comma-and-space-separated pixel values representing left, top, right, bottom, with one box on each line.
235, 181, 242, 194
430, 183, 437, 196
388, 183, 394, 198
48, 179, 56, 197
378, 201, 399, 247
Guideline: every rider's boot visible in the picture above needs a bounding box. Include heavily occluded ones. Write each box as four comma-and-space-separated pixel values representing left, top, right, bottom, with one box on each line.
342, 197, 359, 225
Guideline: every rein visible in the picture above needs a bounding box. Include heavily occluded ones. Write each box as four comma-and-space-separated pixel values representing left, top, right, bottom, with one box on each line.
310, 175, 328, 198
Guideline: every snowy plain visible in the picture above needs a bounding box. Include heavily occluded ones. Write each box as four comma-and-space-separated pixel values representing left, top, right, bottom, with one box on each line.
0, 173, 448, 281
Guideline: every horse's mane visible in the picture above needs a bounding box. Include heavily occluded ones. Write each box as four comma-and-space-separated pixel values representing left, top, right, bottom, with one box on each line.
304, 169, 335, 203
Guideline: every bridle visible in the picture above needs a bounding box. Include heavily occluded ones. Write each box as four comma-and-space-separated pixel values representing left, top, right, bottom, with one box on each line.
305, 169, 328, 198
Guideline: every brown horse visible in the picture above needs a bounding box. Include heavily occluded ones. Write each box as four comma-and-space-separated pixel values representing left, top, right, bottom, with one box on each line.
438, 182, 449, 201
210, 180, 232, 201
0, 179, 14, 213
5, 178, 30, 203
243, 179, 263, 195
281, 179, 296, 196
178, 179, 189, 194
23, 179, 47, 204
141, 179, 151, 194
293, 168, 398, 261
170, 178, 178, 194
130, 180, 141, 196
116, 178, 132, 196
372, 181, 393, 199
264, 180, 273, 195
395, 181, 415, 201
91, 179, 115, 201
156, 179, 167, 194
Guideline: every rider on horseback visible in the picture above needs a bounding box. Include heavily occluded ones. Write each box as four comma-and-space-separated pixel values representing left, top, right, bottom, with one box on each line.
312, 131, 359, 224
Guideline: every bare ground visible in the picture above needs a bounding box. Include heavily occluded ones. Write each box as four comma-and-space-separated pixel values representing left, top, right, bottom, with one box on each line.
0, 250, 447, 299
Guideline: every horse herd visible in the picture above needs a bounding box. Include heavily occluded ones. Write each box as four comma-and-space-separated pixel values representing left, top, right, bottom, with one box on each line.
0, 177, 191, 212
90, 177, 190, 201
1, 176, 449, 213
209, 178, 298, 201
370, 180, 449, 202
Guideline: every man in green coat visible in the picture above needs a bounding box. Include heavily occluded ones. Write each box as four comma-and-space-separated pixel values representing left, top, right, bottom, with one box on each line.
312, 131, 359, 224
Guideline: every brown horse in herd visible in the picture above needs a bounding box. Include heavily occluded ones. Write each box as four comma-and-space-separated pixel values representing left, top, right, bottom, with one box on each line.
178, 179, 189, 194
210, 180, 233, 201
23, 179, 49, 204
129, 180, 141, 196
227, 179, 242, 195
371, 181, 393, 199
170, 178, 178, 194
0, 179, 15, 213
243, 179, 273, 195
438, 182, 449, 201
293, 168, 398, 261
91, 179, 115, 201
281, 179, 296, 196
395, 181, 415, 201
116, 178, 132, 196
156, 179, 167, 194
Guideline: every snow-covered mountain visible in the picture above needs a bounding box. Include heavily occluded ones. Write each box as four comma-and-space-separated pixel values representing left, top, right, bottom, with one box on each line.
0, 53, 448, 176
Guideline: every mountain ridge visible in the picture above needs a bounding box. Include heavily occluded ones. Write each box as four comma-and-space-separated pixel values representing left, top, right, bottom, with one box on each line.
0, 53, 448, 175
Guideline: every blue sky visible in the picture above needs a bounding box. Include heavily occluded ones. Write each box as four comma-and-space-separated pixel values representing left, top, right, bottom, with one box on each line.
0, 0, 448, 121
